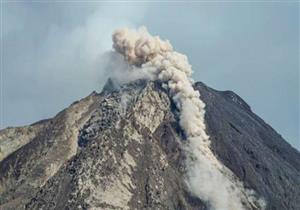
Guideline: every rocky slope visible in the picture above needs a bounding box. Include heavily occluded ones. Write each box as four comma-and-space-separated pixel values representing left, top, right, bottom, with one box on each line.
0, 79, 299, 210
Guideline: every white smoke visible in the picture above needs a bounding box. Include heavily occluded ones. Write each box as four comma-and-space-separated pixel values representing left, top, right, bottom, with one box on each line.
112, 26, 266, 210
102, 51, 154, 85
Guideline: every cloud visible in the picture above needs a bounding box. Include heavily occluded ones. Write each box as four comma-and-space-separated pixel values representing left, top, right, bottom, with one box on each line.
2, 2, 146, 128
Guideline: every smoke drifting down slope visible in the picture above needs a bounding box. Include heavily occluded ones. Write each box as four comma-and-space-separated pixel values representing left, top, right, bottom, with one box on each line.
112, 27, 266, 210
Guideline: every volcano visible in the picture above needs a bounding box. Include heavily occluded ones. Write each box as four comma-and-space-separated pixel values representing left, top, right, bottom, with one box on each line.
0, 79, 299, 210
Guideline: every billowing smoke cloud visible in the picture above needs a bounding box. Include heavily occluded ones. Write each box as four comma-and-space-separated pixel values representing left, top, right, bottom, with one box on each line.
112, 27, 266, 210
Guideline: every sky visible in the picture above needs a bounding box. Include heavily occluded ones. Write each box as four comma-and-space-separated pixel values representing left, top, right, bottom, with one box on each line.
1, 1, 299, 149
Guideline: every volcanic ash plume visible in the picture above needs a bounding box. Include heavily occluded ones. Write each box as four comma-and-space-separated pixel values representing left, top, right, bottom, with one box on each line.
112, 27, 266, 210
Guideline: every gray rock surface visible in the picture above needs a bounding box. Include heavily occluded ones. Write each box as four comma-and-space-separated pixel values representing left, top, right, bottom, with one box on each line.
195, 82, 300, 210
0, 79, 299, 210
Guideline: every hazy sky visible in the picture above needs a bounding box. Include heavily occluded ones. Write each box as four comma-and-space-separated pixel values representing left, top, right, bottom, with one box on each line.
1, 2, 299, 149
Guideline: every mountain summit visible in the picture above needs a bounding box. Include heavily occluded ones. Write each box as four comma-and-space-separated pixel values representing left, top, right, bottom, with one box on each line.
0, 79, 299, 210
1, 26, 299, 210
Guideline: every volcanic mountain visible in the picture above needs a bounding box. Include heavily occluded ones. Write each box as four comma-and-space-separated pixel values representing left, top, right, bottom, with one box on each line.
0, 79, 299, 210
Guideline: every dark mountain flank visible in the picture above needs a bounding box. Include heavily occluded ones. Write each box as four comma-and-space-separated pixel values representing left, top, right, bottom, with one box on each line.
0, 80, 299, 210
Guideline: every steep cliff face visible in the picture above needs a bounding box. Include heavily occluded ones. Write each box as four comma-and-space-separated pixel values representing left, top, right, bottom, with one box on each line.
0, 80, 299, 210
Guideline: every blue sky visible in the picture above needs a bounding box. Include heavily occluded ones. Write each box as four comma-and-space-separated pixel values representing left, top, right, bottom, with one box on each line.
1, 1, 299, 149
